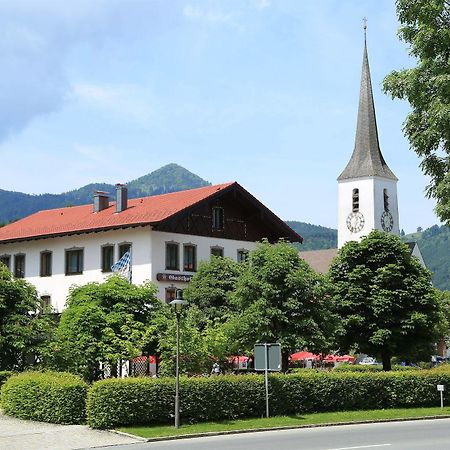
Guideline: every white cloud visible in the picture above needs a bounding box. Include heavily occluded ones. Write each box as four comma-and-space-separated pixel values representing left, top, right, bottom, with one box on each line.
183, 4, 235, 25
255, 0, 270, 9
72, 83, 155, 124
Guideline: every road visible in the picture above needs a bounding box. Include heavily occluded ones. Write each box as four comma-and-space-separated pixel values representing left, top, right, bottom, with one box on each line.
91, 418, 450, 450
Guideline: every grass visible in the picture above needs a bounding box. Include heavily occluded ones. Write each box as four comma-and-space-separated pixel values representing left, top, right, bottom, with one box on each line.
118, 407, 450, 439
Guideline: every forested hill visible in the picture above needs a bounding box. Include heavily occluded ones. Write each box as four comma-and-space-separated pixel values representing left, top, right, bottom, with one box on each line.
404, 225, 450, 292
0, 164, 210, 224
286, 221, 337, 251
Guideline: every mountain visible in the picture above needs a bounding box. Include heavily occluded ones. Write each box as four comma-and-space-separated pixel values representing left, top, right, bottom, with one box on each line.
0, 164, 210, 224
287, 221, 337, 251
404, 225, 450, 292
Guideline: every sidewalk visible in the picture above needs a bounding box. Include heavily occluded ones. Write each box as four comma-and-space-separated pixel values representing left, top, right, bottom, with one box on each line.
0, 412, 142, 450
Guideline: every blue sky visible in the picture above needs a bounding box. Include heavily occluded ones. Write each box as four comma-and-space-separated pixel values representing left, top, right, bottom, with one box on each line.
0, 0, 440, 233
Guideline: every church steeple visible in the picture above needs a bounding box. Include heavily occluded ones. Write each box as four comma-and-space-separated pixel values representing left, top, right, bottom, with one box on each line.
337, 30, 397, 181
337, 23, 400, 249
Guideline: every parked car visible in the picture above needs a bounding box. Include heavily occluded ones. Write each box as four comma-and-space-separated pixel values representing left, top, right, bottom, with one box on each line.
358, 357, 378, 365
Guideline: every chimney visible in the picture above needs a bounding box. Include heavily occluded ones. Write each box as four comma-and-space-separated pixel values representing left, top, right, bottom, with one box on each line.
93, 191, 109, 213
116, 184, 128, 213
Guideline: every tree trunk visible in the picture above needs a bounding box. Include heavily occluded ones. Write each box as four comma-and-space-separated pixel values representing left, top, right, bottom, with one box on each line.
282, 351, 290, 373
381, 350, 391, 371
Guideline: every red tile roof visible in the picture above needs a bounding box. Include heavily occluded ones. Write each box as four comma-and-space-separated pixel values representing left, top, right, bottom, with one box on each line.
0, 183, 234, 243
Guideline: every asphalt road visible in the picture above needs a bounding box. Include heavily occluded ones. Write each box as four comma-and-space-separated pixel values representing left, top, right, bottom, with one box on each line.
90, 418, 450, 450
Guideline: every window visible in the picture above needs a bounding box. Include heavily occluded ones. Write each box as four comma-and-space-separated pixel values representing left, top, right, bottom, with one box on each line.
118, 243, 131, 259
212, 207, 224, 231
14, 254, 25, 278
352, 188, 359, 212
40, 295, 51, 310
183, 244, 196, 272
211, 246, 224, 258
384, 189, 389, 212
165, 287, 176, 304
65, 249, 83, 275
165, 242, 179, 270
40, 251, 52, 277
0, 254, 11, 270
101, 245, 114, 272
237, 249, 248, 263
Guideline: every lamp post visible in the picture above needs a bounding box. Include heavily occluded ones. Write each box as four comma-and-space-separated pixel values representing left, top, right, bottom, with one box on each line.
169, 289, 188, 429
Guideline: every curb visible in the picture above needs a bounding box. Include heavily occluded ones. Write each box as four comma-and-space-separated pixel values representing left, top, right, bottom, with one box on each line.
132, 415, 450, 442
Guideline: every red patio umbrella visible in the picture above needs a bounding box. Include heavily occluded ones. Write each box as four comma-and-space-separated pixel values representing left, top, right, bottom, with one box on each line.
290, 351, 320, 361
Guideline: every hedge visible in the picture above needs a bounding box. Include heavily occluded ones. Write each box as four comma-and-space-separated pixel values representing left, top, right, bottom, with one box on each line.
333, 364, 420, 372
0, 371, 14, 389
87, 375, 266, 429
1, 371, 88, 424
87, 370, 450, 429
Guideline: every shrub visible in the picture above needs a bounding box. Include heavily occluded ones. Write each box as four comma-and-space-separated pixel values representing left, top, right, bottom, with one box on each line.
1, 371, 88, 424
87, 375, 265, 429
87, 370, 450, 429
333, 364, 420, 372
0, 371, 14, 389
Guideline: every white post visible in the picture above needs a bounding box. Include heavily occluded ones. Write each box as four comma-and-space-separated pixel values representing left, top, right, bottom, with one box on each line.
264, 343, 269, 418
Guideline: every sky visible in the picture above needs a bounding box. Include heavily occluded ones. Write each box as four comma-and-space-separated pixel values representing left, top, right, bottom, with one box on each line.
0, 0, 441, 233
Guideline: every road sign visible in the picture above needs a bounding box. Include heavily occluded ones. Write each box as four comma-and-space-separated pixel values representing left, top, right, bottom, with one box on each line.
254, 343, 281, 372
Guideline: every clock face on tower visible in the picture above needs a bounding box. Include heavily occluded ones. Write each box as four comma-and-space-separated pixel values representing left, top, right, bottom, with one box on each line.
346, 212, 365, 233
381, 210, 394, 232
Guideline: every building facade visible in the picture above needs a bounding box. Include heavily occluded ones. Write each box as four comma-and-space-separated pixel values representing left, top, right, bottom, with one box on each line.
0, 182, 301, 311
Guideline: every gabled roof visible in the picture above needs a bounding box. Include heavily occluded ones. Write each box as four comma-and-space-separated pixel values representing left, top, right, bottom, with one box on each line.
337, 38, 397, 182
0, 182, 302, 244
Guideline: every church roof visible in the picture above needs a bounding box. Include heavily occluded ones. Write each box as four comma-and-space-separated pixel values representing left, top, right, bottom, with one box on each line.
337, 37, 397, 182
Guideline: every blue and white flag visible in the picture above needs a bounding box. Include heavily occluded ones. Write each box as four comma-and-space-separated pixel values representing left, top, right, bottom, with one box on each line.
111, 250, 132, 282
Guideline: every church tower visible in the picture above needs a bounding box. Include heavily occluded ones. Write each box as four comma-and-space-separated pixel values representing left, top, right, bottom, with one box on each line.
337, 29, 399, 248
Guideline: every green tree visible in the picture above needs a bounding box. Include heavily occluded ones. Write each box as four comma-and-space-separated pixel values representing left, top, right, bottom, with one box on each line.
49, 275, 158, 381
183, 256, 243, 326
329, 230, 445, 371
227, 240, 336, 371
383, 0, 450, 223
0, 264, 54, 370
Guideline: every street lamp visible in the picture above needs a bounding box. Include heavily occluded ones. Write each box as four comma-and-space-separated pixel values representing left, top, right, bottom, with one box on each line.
169, 289, 188, 429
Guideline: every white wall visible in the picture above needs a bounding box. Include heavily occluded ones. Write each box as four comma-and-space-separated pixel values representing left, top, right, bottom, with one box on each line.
338, 176, 399, 248
0, 226, 257, 310
0, 227, 152, 312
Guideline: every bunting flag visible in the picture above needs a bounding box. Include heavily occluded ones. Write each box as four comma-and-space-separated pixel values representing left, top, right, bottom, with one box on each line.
111, 250, 132, 282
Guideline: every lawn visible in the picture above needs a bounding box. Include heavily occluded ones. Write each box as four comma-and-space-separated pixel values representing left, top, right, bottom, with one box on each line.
119, 407, 450, 439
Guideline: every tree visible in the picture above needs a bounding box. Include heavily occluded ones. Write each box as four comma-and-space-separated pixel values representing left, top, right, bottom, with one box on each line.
226, 240, 336, 371
383, 0, 450, 223
49, 275, 158, 381
183, 256, 243, 326
329, 230, 445, 370
0, 264, 54, 370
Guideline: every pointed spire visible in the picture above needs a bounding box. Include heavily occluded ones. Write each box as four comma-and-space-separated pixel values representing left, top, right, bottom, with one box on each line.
337, 24, 397, 181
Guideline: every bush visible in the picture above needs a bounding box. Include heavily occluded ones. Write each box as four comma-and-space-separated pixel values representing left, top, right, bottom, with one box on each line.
1, 371, 88, 424
333, 364, 420, 372
0, 371, 14, 389
87, 370, 450, 429
87, 375, 265, 429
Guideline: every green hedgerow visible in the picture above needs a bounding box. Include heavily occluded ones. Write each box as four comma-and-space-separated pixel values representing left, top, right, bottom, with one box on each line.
1, 371, 88, 424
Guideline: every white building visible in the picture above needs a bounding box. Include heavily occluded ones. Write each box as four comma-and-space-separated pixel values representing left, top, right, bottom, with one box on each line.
0, 182, 301, 311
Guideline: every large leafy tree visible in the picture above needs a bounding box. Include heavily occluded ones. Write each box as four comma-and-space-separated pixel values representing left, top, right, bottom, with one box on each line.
0, 264, 54, 370
227, 240, 336, 371
329, 230, 446, 370
183, 256, 243, 326
383, 0, 450, 223
49, 275, 158, 381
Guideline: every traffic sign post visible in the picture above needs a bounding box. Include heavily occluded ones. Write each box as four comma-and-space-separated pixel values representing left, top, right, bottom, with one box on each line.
437, 384, 445, 408
254, 343, 281, 418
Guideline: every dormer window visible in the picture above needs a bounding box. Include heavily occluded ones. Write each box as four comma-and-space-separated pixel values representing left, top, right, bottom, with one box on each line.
384, 189, 389, 212
352, 188, 359, 212
212, 207, 224, 231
